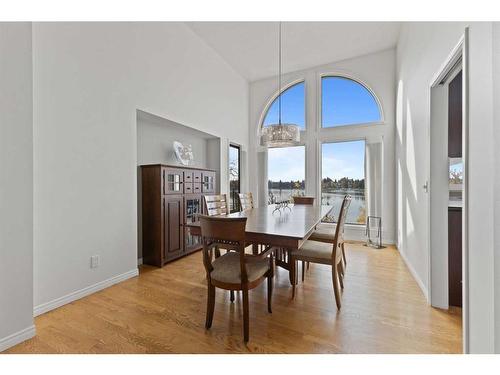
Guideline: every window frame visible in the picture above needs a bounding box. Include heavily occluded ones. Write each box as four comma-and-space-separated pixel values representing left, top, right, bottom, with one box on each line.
259, 79, 307, 133
318, 73, 385, 131
229, 143, 241, 213
319, 138, 367, 226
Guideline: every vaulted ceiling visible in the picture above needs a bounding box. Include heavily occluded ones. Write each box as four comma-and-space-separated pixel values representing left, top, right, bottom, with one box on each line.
186, 22, 401, 82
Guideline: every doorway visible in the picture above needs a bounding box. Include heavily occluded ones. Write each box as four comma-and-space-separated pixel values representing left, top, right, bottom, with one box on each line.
429, 33, 469, 353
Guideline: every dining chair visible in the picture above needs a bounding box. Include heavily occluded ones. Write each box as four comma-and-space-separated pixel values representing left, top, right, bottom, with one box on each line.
238, 192, 254, 211
290, 195, 352, 309
200, 214, 274, 342
203, 194, 228, 216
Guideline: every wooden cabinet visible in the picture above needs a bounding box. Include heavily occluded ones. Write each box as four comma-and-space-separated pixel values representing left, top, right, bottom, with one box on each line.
141, 164, 217, 267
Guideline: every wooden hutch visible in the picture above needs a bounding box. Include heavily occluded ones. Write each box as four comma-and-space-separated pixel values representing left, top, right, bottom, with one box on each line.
140, 164, 216, 267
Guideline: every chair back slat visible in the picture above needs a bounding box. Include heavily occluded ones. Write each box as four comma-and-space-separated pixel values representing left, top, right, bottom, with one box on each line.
293, 196, 315, 205
204, 194, 228, 216
238, 192, 254, 211
331, 195, 352, 262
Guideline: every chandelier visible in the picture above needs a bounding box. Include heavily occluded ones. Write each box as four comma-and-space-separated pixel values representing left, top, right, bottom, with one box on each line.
260, 22, 300, 148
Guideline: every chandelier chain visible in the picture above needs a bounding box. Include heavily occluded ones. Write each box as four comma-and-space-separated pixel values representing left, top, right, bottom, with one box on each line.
278, 21, 282, 125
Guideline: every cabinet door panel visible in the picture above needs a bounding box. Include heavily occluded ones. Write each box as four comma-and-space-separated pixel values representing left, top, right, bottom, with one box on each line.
184, 194, 202, 251
163, 195, 184, 261
202, 171, 216, 193
163, 168, 183, 194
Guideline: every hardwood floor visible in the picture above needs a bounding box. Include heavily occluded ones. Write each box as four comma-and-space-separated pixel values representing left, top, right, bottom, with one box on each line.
5, 244, 462, 354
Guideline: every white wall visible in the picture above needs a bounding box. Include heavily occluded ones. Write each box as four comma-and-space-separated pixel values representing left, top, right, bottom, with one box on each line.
0, 23, 35, 350
396, 22, 495, 353
248, 49, 396, 243
493, 21, 500, 354
32, 22, 249, 314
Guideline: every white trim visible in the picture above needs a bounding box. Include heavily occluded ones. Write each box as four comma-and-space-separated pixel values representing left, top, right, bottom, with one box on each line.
0, 325, 36, 353
462, 28, 470, 354
397, 247, 430, 302
430, 35, 465, 87
34, 268, 139, 317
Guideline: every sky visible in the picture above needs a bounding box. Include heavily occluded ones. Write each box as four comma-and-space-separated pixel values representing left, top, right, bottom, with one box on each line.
263, 82, 305, 129
267, 141, 365, 182
265, 77, 374, 182
322, 77, 380, 126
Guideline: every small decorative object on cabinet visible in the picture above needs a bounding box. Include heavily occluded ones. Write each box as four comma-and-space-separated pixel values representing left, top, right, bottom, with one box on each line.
141, 164, 217, 267
173, 141, 194, 166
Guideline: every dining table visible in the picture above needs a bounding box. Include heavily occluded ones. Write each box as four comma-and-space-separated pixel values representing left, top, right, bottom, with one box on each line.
186, 204, 334, 284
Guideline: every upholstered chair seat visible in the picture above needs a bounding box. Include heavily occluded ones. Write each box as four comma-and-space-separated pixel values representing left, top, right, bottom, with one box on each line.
309, 225, 335, 242
211, 252, 271, 284
291, 240, 333, 263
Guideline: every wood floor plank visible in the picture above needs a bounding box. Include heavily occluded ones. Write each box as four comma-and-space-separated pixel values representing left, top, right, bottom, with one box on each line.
3, 244, 462, 354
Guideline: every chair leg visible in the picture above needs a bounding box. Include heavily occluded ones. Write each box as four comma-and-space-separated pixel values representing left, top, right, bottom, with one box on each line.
307, 261, 310, 270
332, 265, 342, 310
301, 261, 305, 282
337, 263, 344, 289
242, 288, 249, 342
291, 258, 296, 299
205, 282, 216, 329
230, 290, 235, 302
267, 275, 273, 313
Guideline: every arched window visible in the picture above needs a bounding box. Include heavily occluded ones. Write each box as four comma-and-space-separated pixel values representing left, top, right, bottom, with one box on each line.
262, 81, 305, 130
321, 76, 381, 128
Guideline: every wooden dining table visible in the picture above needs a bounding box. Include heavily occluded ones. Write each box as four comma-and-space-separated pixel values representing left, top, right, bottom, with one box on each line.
186, 204, 333, 284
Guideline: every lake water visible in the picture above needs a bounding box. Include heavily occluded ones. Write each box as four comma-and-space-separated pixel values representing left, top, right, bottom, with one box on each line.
269, 189, 366, 224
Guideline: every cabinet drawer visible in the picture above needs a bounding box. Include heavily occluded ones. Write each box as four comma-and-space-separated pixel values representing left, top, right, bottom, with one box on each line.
184, 182, 193, 194
193, 171, 202, 183
184, 171, 193, 183
193, 183, 202, 193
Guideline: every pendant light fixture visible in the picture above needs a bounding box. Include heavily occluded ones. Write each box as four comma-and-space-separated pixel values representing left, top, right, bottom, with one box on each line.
260, 22, 300, 148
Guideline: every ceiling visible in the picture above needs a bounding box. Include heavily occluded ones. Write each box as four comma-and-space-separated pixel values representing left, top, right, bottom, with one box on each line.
186, 22, 401, 82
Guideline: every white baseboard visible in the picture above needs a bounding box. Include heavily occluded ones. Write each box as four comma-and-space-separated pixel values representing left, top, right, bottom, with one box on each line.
397, 247, 429, 302
0, 325, 36, 353
34, 268, 139, 317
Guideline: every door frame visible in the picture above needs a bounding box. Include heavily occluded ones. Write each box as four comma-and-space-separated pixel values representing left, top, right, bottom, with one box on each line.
229, 143, 241, 212
428, 28, 469, 353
